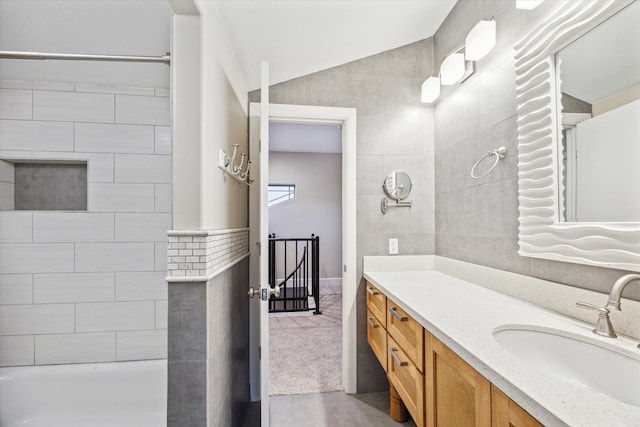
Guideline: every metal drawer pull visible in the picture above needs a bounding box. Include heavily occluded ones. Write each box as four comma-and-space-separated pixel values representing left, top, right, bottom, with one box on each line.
390, 347, 408, 366
367, 286, 379, 296
389, 307, 408, 321
367, 316, 380, 328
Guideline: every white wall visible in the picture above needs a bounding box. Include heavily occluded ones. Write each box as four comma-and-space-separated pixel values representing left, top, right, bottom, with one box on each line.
171, 0, 249, 230
171, 13, 202, 229
168, 2, 253, 425
0, 81, 171, 367
198, 0, 249, 231
269, 152, 342, 278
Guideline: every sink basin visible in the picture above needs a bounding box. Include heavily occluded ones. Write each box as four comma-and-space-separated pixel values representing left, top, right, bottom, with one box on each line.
493, 325, 640, 407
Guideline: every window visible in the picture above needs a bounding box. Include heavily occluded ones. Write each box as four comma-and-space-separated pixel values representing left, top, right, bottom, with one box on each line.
268, 184, 295, 207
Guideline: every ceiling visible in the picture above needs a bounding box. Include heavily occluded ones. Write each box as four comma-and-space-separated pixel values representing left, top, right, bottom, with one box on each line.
0, 0, 456, 91
215, 0, 458, 90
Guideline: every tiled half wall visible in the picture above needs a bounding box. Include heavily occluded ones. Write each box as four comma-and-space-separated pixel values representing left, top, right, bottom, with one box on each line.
166, 229, 250, 281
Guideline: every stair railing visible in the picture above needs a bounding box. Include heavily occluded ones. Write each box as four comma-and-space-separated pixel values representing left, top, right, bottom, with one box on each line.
268, 234, 321, 314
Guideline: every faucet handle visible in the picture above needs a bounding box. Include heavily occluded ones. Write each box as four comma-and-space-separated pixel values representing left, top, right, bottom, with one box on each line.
576, 301, 617, 338
576, 301, 608, 314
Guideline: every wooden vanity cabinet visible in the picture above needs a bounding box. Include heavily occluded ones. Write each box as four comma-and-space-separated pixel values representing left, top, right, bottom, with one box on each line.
388, 335, 425, 427
385, 298, 425, 426
366, 282, 387, 328
491, 386, 544, 427
387, 302, 424, 370
366, 282, 388, 371
425, 331, 491, 427
367, 309, 387, 371
365, 283, 542, 427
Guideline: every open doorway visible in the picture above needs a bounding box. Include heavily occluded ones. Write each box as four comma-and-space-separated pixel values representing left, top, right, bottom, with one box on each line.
248, 103, 357, 416
267, 122, 343, 396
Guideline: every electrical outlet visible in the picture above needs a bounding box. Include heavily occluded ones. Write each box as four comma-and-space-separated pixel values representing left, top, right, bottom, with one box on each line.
388, 238, 399, 255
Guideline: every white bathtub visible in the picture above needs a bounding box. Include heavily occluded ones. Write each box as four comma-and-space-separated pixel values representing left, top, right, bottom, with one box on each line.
0, 359, 167, 427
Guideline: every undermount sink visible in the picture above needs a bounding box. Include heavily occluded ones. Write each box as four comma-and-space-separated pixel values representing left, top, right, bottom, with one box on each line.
493, 325, 640, 407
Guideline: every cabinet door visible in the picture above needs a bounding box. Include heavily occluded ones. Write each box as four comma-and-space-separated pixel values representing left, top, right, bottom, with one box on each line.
367, 309, 387, 371
425, 332, 491, 427
491, 385, 543, 427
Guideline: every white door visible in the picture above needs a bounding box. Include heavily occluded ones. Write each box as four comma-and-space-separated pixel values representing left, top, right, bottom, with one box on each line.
248, 61, 273, 427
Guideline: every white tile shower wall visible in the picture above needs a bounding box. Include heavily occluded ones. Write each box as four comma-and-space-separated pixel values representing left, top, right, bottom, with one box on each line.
0, 160, 15, 211
0, 119, 74, 152
0, 335, 34, 366
0, 89, 32, 120
0, 80, 171, 367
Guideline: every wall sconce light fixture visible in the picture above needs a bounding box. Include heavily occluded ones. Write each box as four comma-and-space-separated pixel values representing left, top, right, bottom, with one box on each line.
421, 76, 441, 103
440, 52, 467, 85
516, 0, 543, 10
465, 19, 497, 61
421, 19, 496, 103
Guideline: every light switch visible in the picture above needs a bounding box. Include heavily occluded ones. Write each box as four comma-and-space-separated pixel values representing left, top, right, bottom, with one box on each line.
389, 238, 399, 255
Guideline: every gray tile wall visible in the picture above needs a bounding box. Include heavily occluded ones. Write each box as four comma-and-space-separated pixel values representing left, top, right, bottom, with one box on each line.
167, 282, 207, 427
167, 258, 250, 427
0, 80, 171, 367
207, 258, 250, 427
250, 39, 437, 393
433, 0, 638, 299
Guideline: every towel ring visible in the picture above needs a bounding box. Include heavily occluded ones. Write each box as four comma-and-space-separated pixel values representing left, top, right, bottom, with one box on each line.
470, 146, 507, 179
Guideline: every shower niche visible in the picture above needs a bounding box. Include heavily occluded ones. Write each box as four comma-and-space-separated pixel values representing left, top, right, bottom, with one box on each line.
1, 159, 88, 211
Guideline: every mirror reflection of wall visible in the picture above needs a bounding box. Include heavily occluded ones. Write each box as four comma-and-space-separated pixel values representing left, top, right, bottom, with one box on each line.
557, 0, 640, 222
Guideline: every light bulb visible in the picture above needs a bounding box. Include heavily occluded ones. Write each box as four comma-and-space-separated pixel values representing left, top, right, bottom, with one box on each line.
440, 53, 466, 85
421, 76, 440, 103
465, 20, 496, 61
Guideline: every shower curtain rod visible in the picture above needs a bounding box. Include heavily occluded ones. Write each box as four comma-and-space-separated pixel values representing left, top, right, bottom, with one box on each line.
0, 51, 171, 65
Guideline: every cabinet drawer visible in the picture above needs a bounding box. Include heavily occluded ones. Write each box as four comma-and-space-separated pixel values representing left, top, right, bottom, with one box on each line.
367, 309, 387, 372
387, 302, 424, 371
366, 282, 387, 327
388, 335, 424, 427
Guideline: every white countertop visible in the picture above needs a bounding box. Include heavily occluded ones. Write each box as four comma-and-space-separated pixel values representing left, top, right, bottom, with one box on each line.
363, 268, 640, 427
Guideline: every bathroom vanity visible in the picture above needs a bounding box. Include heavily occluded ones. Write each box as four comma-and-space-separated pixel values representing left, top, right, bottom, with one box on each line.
363, 256, 640, 427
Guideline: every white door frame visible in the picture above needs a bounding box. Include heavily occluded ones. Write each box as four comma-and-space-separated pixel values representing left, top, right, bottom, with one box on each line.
249, 103, 357, 399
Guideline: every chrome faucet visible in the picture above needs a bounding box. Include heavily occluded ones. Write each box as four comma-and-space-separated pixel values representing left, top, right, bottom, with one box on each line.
578, 274, 640, 347
605, 274, 640, 311
576, 301, 617, 338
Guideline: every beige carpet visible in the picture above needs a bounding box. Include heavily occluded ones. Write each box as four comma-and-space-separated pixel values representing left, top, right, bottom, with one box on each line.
269, 283, 342, 396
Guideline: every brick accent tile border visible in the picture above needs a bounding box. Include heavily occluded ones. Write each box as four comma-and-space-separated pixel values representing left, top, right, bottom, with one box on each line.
166, 228, 249, 281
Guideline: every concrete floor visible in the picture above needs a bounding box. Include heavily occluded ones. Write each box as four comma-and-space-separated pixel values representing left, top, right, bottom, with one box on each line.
243, 391, 417, 427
